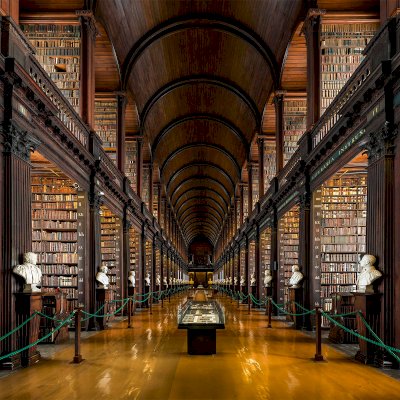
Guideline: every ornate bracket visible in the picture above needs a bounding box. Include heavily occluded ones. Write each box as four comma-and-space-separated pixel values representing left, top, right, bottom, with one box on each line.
1, 122, 40, 161
367, 121, 398, 163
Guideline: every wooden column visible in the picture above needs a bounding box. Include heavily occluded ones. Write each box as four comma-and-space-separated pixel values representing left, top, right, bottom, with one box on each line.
366, 122, 397, 366
151, 238, 156, 296
157, 184, 162, 224
139, 225, 146, 297
299, 190, 312, 330
258, 138, 265, 197
122, 216, 131, 305
116, 92, 127, 173
148, 163, 153, 213
77, 10, 97, 128
160, 246, 164, 292
239, 184, 244, 225
245, 235, 249, 303
302, 8, 324, 129
136, 138, 143, 197
255, 225, 261, 303
273, 92, 284, 173
247, 163, 253, 216
270, 210, 279, 311
0, 120, 38, 368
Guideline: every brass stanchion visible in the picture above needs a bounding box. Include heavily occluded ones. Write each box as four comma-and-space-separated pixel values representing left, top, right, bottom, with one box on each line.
72, 308, 83, 364
314, 307, 324, 361
267, 297, 272, 328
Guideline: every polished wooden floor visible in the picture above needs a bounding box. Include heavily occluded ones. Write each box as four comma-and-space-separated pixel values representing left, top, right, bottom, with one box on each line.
1, 294, 400, 400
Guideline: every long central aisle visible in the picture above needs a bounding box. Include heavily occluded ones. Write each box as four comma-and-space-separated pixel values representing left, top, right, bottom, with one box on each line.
1, 295, 399, 400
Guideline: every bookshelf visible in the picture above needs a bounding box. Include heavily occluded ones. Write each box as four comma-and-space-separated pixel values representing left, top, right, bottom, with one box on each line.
100, 206, 122, 311
20, 23, 81, 113
261, 227, 272, 297
321, 21, 379, 115
153, 185, 159, 219
252, 165, 259, 208
283, 99, 307, 166
126, 141, 137, 193
264, 140, 276, 188
313, 172, 367, 327
145, 240, 153, 286
129, 228, 140, 288
243, 186, 249, 220
278, 205, 300, 306
240, 247, 245, 285
142, 165, 150, 210
249, 240, 256, 283
31, 175, 85, 313
94, 96, 118, 165
155, 248, 161, 286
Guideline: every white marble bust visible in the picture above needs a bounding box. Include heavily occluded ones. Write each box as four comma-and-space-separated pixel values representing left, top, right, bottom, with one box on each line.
156, 273, 161, 286
145, 273, 151, 287
234, 276, 238, 286
13, 252, 42, 293
356, 254, 382, 293
163, 276, 168, 287
250, 273, 256, 287
289, 265, 303, 288
169, 277, 172, 286
264, 270, 273, 287
128, 270, 136, 287
240, 275, 245, 286
96, 265, 109, 289
228, 276, 232, 285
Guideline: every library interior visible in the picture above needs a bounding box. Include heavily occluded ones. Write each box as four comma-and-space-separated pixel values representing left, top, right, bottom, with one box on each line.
1, 0, 400, 399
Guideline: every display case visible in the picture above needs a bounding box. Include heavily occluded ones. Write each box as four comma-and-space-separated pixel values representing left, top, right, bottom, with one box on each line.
178, 300, 225, 355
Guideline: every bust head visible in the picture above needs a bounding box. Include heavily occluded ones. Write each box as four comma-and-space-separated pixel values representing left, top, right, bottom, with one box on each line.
100, 265, 108, 274
360, 254, 376, 269
292, 265, 299, 273
24, 252, 37, 265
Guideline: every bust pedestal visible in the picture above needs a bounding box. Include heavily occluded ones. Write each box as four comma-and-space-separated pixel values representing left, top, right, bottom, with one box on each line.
15, 292, 42, 367
241, 286, 248, 304
353, 292, 381, 364
251, 286, 258, 308
96, 288, 113, 330
289, 288, 303, 329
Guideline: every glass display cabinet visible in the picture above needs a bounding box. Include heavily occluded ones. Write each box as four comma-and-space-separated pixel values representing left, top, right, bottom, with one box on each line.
178, 300, 225, 355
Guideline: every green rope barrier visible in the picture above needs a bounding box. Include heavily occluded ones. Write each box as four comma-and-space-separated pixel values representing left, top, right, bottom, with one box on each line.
357, 312, 400, 363
0, 312, 39, 342
270, 299, 316, 317
321, 311, 400, 355
81, 298, 129, 319
0, 312, 75, 362
36, 311, 69, 323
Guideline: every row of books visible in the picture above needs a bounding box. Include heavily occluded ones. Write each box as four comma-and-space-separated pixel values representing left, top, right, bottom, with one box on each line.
321, 273, 358, 285
32, 231, 77, 241
33, 220, 77, 230
42, 275, 78, 286
33, 242, 77, 252
37, 253, 78, 264
32, 202, 77, 209
321, 263, 358, 272
40, 265, 78, 275
32, 210, 77, 220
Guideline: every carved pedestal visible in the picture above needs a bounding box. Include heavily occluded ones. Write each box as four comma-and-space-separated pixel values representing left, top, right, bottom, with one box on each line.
241, 286, 248, 303
128, 287, 135, 315
289, 288, 303, 329
251, 286, 258, 308
15, 292, 42, 367
153, 285, 160, 304
353, 292, 381, 364
95, 288, 112, 330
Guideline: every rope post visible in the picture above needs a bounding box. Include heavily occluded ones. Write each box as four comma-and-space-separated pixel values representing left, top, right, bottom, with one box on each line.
161, 290, 164, 308
127, 298, 132, 329
248, 295, 251, 315
72, 308, 83, 364
237, 292, 240, 309
314, 307, 324, 361
168, 288, 171, 303
267, 297, 272, 328
149, 293, 153, 315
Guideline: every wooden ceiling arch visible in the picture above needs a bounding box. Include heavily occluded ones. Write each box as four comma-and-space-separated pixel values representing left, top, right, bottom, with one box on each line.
93, 0, 305, 246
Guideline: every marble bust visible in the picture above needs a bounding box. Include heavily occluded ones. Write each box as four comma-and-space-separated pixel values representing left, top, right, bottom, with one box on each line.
169, 277, 172, 286
289, 265, 303, 288
145, 273, 151, 287
250, 273, 256, 287
96, 265, 109, 289
234, 276, 238, 286
240, 275, 245, 286
356, 254, 382, 293
13, 252, 42, 293
128, 270, 136, 287
163, 276, 168, 287
264, 270, 272, 287
156, 273, 161, 286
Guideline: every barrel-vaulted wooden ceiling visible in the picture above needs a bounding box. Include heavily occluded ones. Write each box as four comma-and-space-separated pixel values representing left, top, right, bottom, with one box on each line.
95, 0, 304, 246
20, 0, 380, 248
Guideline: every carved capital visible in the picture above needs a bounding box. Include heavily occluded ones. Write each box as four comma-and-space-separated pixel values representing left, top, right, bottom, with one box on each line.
89, 191, 103, 210
1, 122, 40, 161
299, 191, 311, 209
300, 8, 326, 36
273, 90, 286, 105
367, 121, 398, 163
76, 10, 99, 40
